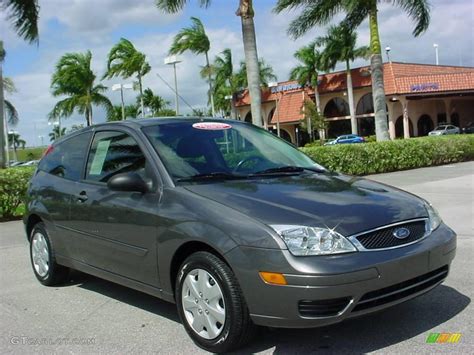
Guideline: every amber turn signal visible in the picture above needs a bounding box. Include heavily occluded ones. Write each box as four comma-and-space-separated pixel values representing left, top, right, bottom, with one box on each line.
259, 271, 288, 285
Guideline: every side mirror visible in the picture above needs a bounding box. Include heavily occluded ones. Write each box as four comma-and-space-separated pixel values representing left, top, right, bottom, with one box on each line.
107, 172, 148, 194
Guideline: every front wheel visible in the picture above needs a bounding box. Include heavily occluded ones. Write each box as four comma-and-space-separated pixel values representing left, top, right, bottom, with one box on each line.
175, 251, 256, 353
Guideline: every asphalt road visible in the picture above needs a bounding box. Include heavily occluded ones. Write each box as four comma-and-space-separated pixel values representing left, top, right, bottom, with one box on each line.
1, 162, 473, 354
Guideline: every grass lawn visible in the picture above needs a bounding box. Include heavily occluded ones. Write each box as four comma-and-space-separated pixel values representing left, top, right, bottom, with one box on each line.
9, 147, 46, 162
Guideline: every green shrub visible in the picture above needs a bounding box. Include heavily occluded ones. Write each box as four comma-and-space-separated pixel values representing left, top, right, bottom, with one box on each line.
0, 167, 36, 219
301, 135, 474, 175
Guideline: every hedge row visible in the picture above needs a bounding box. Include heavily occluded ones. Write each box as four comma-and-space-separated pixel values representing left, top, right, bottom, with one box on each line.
301, 135, 474, 175
0, 166, 35, 219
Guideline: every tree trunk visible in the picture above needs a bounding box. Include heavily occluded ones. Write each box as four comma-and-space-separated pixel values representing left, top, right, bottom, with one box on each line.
369, 5, 390, 141
205, 52, 216, 117
346, 60, 357, 135
237, 0, 262, 127
138, 75, 145, 118
0, 41, 6, 168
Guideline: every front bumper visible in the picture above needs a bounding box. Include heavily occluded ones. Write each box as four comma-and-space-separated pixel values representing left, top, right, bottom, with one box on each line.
225, 223, 456, 328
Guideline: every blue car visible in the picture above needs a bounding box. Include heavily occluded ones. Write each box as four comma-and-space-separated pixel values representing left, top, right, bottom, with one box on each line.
325, 134, 365, 145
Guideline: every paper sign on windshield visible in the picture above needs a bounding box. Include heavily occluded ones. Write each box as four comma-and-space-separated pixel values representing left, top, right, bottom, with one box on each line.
89, 140, 111, 175
192, 122, 232, 130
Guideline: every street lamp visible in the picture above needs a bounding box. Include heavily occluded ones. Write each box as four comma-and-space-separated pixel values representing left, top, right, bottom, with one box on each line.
433, 43, 439, 65
385, 46, 391, 62
112, 83, 133, 120
268, 82, 280, 136
224, 95, 236, 119
165, 55, 182, 116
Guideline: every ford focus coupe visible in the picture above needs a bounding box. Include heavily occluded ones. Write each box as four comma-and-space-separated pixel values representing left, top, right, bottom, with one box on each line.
24, 118, 456, 352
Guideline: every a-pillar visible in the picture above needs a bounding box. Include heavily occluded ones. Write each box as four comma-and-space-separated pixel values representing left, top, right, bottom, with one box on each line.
399, 97, 411, 139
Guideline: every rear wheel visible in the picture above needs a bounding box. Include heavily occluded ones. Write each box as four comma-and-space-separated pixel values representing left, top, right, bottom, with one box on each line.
175, 251, 256, 353
30, 222, 69, 286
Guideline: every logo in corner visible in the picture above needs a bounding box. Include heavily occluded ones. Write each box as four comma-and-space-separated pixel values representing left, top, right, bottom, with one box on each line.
393, 227, 411, 239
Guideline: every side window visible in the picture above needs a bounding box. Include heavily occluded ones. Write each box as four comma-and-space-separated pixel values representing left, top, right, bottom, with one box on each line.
85, 131, 152, 184
38, 132, 92, 181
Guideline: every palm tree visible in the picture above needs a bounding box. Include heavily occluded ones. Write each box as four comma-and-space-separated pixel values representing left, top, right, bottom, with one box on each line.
289, 42, 328, 120
274, 0, 431, 141
156, 0, 264, 127
1, 0, 39, 167
317, 24, 370, 135
300, 99, 327, 144
104, 38, 151, 118
141, 88, 170, 116
8, 132, 26, 161
169, 17, 215, 117
48, 126, 67, 142
107, 104, 140, 122
235, 59, 277, 88
50, 51, 113, 126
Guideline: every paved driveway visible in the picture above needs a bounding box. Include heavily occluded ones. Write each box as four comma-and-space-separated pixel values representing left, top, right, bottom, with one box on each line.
1, 162, 473, 354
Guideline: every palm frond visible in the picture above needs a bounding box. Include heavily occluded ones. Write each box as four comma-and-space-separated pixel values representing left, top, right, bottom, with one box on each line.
155, 0, 211, 13
169, 17, 210, 55
393, 0, 431, 36
2, 0, 39, 44
4, 99, 19, 126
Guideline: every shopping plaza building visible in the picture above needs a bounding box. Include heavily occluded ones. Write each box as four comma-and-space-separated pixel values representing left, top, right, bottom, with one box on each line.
234, 62, 474, 144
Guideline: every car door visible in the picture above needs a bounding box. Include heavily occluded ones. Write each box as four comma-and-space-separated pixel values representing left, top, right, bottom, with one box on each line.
69, 129, 162, 287
34, 131, 93, 259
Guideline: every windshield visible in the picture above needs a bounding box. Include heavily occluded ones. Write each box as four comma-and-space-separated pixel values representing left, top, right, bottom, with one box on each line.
142, 120, 324, 181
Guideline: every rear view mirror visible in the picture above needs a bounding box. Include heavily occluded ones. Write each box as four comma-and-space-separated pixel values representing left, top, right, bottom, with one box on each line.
107, 172, 148, 193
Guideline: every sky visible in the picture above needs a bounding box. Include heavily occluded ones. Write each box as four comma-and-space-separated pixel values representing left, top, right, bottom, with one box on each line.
1, 0, 473, 147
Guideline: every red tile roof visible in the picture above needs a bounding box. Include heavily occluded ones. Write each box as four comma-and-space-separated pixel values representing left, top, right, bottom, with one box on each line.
270, 91, 306, 124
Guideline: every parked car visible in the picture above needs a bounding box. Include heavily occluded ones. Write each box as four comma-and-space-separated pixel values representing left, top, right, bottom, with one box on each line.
461, 122, 474, 134
18, 160, 40, 166
324, 134, 365, 145
428, 125, 460, 136
24, 118, 456, 352
9, 160, 23, 167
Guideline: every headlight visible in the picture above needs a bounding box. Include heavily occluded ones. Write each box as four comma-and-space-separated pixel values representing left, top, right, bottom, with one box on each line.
425, 202, 442, 232
270, 225, 357, 256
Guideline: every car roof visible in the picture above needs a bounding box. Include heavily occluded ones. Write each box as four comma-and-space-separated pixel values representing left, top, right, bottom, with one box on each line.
53, 117, 243, 145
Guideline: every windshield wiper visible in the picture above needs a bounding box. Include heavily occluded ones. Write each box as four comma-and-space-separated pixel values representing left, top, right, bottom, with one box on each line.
176, 172, 246, 182
251, 166, 325, 176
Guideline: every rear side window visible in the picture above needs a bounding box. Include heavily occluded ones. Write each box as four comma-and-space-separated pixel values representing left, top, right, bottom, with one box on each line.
38, 132, 92, 181
85, 131, 151, 183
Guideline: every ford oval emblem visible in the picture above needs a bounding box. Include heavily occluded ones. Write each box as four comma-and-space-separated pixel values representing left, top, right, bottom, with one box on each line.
393, 227, 410, 239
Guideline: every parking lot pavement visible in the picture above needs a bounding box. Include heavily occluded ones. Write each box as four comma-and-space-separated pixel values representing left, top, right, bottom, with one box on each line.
1, 162, 473, 354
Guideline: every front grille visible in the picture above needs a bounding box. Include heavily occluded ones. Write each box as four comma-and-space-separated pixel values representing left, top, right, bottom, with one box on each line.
355, 220, 427, 250
352, 266, 448, 313
298, 297, 351, 317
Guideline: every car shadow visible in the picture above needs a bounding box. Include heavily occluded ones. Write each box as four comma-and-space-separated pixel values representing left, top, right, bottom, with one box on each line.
70, 271, 180, 324
65, 273, 469, 354
237, 285, 470, 354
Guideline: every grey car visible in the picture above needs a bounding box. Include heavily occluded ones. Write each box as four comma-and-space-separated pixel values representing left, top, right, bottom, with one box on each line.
428, 124, 460, 136
24, 118, 456, 352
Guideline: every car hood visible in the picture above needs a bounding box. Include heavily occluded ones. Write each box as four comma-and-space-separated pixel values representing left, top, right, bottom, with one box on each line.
183, 172, 428, 237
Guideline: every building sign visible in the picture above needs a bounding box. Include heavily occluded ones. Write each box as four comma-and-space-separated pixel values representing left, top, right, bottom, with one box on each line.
410, 83, 440, 92
270, 83, 302, 93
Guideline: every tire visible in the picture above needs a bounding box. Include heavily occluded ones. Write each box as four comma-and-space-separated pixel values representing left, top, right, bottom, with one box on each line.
29, 222, 69, 286
175, 251, 256, 353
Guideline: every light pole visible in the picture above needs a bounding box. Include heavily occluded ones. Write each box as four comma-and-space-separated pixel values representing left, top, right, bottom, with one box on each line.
433, 44, 439, 65
268, 82, 280, 136
165, 55, 182, 116
38, 135, 44, 147
225, 95, 237, 119
385, 46, 391, 62
112, 83, 133, 120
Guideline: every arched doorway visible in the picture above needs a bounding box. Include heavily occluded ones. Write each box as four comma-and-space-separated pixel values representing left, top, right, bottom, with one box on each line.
395, 116, 414, 138
356, 93, 374, 115
417, 114, 434, 136
269, 128, 292, 143
244, 112, 252, 123
324, 97, 350, 118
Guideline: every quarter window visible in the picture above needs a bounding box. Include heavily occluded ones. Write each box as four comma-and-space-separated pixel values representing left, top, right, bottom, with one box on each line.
86, 131, 152, 184
38, 132, 92, 181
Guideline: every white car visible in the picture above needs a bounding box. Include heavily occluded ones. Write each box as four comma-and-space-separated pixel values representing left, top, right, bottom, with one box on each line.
428, 125, 460, 136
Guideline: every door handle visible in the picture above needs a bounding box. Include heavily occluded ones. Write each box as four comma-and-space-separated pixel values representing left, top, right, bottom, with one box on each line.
77, 191, 88, 202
